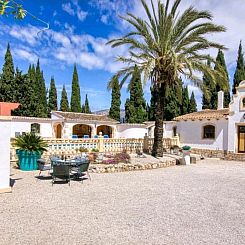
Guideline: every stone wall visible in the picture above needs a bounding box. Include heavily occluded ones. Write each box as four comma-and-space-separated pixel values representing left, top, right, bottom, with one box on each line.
191, 148, 245, 162
90, 159, 176, 173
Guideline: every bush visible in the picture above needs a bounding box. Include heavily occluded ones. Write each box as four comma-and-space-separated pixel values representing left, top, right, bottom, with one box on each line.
13, 132, 48, 152
79, 147, 88, 153
91, 148, 99, 152
182, 145, 191, 151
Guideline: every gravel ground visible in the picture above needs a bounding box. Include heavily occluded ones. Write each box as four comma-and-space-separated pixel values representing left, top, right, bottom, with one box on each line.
1, 159, 245, 245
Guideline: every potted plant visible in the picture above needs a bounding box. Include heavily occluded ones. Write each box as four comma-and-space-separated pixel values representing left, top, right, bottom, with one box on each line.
13, 132, 48, 171
79, 147, 88, 157
182, 145, 191, 165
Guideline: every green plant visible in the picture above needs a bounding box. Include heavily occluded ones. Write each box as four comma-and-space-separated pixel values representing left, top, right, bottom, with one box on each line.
79, 147, 88, 153
91, 148, 99, 152
13, 132, 48, 152
182, 145, 191, 151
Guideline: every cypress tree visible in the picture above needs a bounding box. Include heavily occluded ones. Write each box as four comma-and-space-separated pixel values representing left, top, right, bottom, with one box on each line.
232, 41, 245, 94
148, 85, 156, 121
0, 43, 16, 102
83, 94, 91, 113
189, 91, 197, 113
109, 77, 121, 121
181, 86, 189, 115
164, 83, 181, 120
202, 60, 214, 109
12, 68, 36, 116
35, 59, 48, 117
48, 77, 57, 114
213, 50, 230, 108
70, 64, 81, 112
60, 85, 69, 111
125, 65, 147, 123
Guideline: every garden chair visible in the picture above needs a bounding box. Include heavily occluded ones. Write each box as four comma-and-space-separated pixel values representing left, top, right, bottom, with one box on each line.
52, 164, 71, 186
71, 162, 91, 182
37, 159, 52, 176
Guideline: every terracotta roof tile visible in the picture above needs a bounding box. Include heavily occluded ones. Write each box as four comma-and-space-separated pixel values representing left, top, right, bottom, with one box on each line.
174, 109, 229, 121
52, 111, 118, 123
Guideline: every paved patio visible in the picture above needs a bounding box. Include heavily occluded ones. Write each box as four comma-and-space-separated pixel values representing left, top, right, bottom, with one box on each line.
1, 159, 245, 245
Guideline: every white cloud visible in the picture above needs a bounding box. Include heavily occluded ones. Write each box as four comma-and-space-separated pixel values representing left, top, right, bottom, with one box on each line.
62, 3, 75, 16
77, 9, 88, 21
62, 2, 88, 22
9, 25, 40, 46
12, 48, 38, 63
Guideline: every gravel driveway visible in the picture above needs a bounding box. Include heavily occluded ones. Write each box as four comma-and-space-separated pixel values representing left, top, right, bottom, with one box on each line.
1, 159, 245, 245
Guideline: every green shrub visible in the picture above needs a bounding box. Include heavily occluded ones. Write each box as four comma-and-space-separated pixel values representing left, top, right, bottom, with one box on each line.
79, 147, 88, 153
13, 132, 48, 152
182, 145, 191, 151
91, 148, 99, 152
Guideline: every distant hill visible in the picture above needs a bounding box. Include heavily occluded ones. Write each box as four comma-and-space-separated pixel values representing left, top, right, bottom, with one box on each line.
93, 109, 125, 123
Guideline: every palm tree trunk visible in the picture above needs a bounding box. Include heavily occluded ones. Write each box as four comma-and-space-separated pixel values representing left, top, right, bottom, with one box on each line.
152, 83, 166, 157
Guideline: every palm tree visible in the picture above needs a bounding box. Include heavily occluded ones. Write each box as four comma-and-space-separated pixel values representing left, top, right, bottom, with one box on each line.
108, 0, 227, 157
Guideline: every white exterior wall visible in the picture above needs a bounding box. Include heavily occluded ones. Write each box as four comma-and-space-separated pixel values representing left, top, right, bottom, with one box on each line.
164, 122, 177, 138
10, 121, 53, 138
228, 83, 245, 152
117, 124, 147, 138
0, 118, 11, 192
177, 119, 228, 150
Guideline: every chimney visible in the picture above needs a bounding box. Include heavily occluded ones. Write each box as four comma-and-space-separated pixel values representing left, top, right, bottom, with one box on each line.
217, 91, 224, 110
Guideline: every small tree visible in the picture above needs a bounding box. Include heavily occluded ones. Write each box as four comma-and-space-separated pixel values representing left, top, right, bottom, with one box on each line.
125, 65, 147, 123
181, 86, 189, 115
48, 77, 57, 114
213, 50, 230, 108
0, 43, 16, 102
70, 64, 81, 112
109, 77, 121, 121
83, 94, 91, 113
60, 85, 69, 111
232, 41, 245, 94
189, 92, 197, 113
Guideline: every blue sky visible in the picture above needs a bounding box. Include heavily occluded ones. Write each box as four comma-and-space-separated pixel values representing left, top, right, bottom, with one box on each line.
0, 0, 245, 111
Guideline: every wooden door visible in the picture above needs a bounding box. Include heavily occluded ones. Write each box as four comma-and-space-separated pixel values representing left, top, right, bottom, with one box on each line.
238, 126, 245, 153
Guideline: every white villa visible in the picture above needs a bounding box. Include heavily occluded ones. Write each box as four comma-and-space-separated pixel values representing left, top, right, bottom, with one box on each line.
2, 81, 245, 193
5, 81, 245, 154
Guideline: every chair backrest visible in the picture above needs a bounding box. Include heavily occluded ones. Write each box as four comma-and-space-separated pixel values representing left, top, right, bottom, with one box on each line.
79, 162, 90, 173
53, 164, 70, 177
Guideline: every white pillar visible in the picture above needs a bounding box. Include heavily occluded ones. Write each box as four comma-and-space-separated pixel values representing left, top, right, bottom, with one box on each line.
0, 117, 11, 193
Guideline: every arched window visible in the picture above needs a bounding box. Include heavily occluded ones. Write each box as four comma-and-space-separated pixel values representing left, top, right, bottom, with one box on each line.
31, 123, 40, 134
203, 125, 215, 139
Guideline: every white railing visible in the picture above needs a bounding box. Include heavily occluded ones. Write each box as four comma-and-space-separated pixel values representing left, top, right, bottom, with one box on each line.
10, 136, 180, 161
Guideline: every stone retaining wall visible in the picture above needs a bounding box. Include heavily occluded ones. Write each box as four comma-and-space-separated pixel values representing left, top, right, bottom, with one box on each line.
90, 159, 176, 173
191, 148, 245, 162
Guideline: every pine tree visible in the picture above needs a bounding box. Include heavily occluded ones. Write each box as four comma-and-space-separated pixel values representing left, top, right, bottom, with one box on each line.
213, 50, 230, 108
109, 77, 121, 121
0, 43, 16, 102
125, 65, 147, 123
48, 77, 57, 114
232, 41, 245, 94
83, 94, 91, 113
148, 85, 156, 121
12, 68, 36, 116
189, 91, 197, 113
181, 86, 189, 115
60, 85, 69, 111
165, 77, 183, 120
202, 60, 214, 109
35, 59, 48, 117
70, 64, 81, 112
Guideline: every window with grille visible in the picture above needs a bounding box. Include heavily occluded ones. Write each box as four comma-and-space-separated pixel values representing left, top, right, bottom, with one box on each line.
203, 125, 215, 139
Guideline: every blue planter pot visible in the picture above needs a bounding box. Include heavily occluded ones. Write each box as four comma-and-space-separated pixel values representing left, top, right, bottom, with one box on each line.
16, 150, 42, 171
